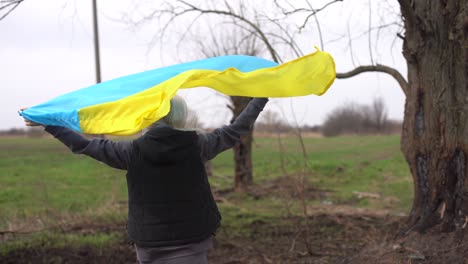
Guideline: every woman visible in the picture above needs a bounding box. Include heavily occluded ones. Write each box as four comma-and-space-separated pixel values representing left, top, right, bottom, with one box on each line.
22, 96, 268, 264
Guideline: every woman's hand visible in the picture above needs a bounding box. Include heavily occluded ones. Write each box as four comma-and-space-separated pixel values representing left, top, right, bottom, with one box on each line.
20, 107, 43, 127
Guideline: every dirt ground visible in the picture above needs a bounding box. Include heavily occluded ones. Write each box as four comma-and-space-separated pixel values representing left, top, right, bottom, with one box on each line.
2, 177, 468, 264
3, 215, 467, 263
3, 214, 467, 264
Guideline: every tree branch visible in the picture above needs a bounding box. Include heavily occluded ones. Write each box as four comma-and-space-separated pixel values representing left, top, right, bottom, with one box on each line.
337, 65, 409, 96
305, 1, 324, 50
263, 16, 304, 59
280, 0, 342, 16
177, 0, 280, 62
0, 0, 23, 21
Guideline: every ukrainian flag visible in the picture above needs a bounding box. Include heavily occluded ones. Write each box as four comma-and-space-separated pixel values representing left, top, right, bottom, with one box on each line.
20, 48, 335, 135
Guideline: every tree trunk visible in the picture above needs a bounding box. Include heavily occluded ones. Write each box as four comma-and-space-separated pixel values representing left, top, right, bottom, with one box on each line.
399, 0, 468, 232
230, 96, 254, 191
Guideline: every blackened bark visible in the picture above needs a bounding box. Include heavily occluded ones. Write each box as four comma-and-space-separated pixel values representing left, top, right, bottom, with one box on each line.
230, 96, 254, 191
399, 0, 468, 232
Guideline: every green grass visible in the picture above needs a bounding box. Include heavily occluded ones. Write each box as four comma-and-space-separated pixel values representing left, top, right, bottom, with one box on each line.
212, 135, 412, 213
0, 231, 122, 256
0, 137, 128, 231
0, 134, 412, 252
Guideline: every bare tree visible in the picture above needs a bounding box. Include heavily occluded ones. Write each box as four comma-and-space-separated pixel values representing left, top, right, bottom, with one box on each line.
397, 0, 467, 233
196, 25, 261, 191
322, 98, 390, 136
276, 0, 468, 233
371, 97, 388, 132
0, 0, 24, 20
322, 103, 363, 136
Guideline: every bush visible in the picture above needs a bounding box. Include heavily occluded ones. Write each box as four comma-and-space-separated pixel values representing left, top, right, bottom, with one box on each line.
322, 98, 400, 137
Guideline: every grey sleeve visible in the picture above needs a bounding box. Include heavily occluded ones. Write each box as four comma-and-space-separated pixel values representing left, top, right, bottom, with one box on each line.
198, 98, 268, 161
45, 126, 133, 170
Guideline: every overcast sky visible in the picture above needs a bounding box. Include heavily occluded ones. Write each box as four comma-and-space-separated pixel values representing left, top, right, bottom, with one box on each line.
0, 0, 406, 130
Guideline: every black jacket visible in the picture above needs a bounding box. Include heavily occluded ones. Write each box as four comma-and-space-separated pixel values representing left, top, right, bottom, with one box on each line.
127, 126, 221, 247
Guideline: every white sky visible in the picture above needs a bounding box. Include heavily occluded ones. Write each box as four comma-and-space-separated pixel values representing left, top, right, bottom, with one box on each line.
0, 0, 406, 130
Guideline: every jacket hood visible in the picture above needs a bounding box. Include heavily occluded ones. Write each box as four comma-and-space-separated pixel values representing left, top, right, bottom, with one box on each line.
136, 124, 198, 164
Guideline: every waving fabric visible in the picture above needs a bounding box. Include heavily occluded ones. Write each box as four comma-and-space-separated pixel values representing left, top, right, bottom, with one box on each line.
20, 48, 336, 135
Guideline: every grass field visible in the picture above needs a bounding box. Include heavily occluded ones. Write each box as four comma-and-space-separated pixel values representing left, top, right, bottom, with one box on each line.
0, 134, 413, 260
0, 137, 128, 230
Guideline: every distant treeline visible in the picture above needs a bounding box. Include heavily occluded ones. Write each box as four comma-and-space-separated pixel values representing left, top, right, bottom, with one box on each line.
2, 98, 401, 138
255, 98, 402, 137
0, 127, 47, 137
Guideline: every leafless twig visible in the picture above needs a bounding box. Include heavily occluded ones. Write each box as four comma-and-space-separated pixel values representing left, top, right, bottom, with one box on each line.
0, 0, 23, 20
